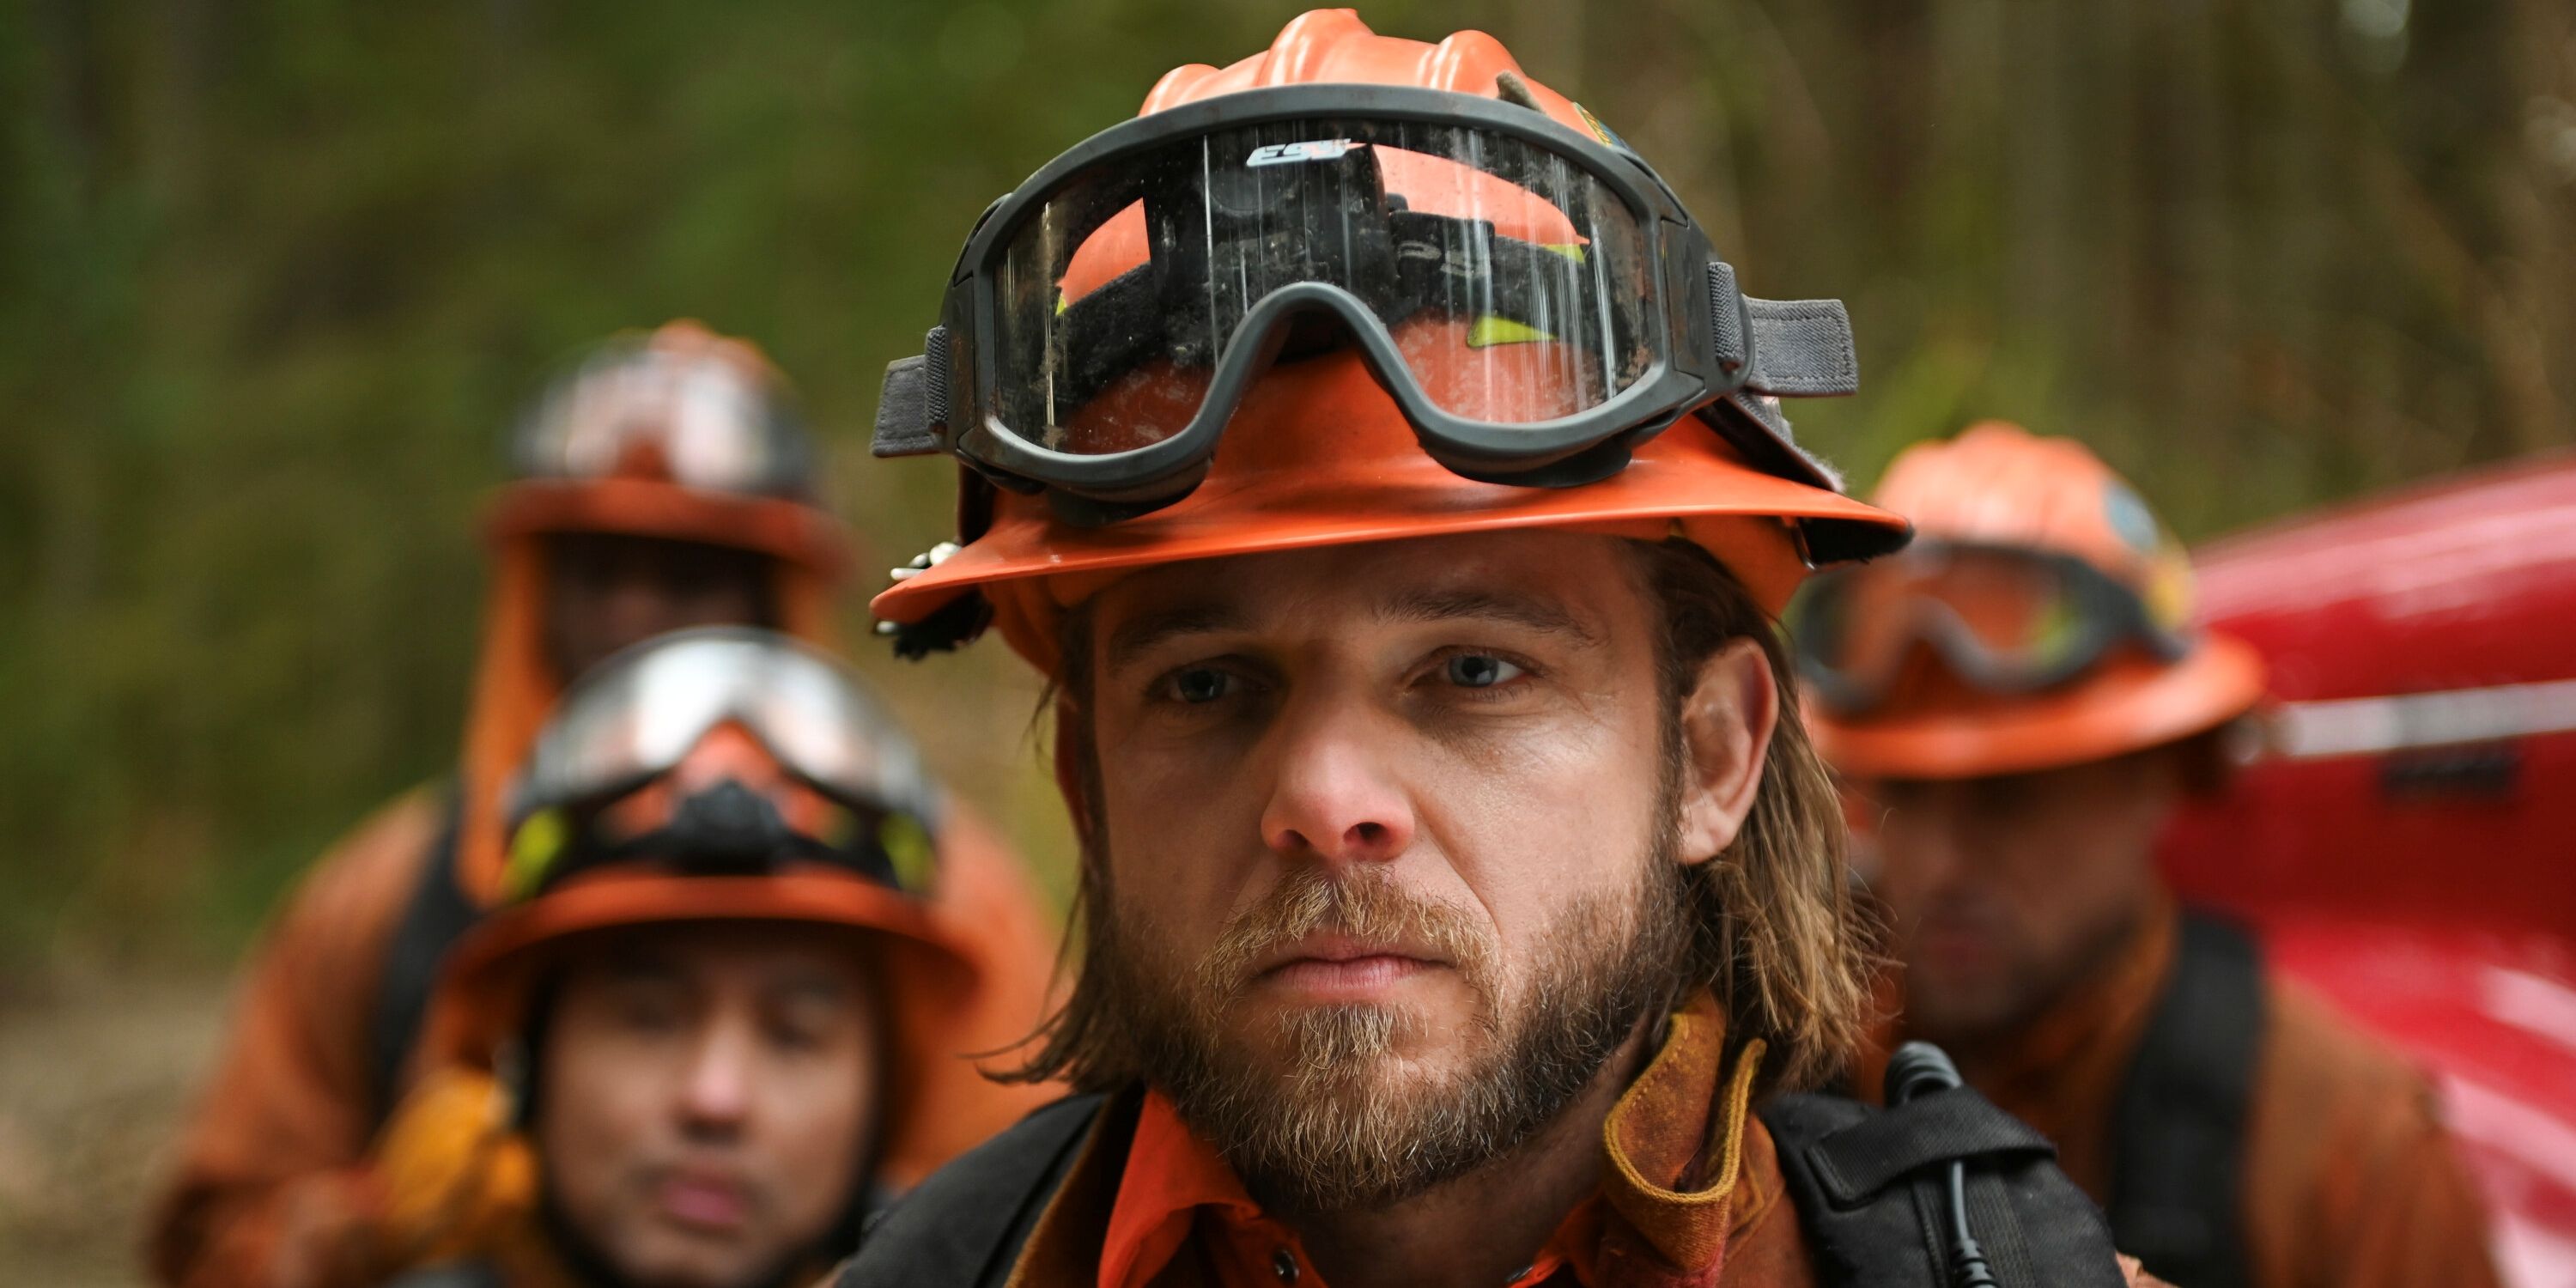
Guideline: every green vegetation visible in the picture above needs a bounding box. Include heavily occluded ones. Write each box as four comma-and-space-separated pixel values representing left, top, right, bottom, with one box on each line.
4, 0, 2569, 972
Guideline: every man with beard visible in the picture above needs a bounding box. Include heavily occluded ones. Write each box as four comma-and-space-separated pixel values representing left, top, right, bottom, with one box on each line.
838, 13, 2162, 1285
354, 629, 1033, 1288
1799, 423, 2501, 1288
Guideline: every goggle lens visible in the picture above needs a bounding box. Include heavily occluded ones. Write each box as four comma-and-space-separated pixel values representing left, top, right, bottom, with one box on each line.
984, 117, 1658, 455
515, 345, 813, 497
517, 629, 937, 829
1794, 547, 2172, 711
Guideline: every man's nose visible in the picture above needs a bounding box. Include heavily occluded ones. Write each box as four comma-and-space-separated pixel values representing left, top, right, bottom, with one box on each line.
1257, 684, 1417, 867
675, 1014, 756, 1137
605, 565, 686, 632
1883, 787, 1974, 889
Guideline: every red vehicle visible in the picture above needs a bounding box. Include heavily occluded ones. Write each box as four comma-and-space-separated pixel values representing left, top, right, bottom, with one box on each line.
2164, 453, 2576, 1287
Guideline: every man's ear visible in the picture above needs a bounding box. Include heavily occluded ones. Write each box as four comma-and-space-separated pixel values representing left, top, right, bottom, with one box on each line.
1674, 637, 1779, 866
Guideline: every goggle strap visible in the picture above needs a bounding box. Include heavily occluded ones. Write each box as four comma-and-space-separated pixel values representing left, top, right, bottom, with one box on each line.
1706, 391, 1846, 493
872, 327, 952, 459
536, 823, 906, 900
1708, 261, 1750, 378
1742, 298, 1860, 398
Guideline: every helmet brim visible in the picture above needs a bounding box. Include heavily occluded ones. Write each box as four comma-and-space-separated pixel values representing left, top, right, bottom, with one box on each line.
1810, 635, 2268, 781
427, 870, 979, 1071
485, 477, 852, 580
876, 400, 1905, 674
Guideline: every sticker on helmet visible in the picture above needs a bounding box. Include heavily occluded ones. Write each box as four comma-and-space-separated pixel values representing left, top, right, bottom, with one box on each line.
2102, 481, 2162, 552
1574, 103, 1633, 153
1246, 139, 1363, 167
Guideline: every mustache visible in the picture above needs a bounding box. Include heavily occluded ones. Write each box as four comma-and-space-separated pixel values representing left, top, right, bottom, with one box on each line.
1196, 866, 1494, 999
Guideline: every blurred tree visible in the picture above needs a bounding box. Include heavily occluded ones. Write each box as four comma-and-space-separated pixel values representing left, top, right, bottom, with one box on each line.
2, 0, 2567, 969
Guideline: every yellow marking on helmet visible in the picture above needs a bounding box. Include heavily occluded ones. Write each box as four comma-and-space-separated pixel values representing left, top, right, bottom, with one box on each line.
501, 808, 570, 903
1467, 315, 1558, 348
1539, 243, 1587, 264
881, 813, 935, 891
2146, 550, 2198, 631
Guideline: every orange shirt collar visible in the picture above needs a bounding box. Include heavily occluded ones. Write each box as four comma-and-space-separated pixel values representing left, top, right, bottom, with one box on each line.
1098, 1089, 1264, 1288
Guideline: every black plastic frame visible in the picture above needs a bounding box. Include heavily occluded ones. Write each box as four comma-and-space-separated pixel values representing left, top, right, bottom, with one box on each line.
1792, 540, 2196, 715
929, 84, 1738, 514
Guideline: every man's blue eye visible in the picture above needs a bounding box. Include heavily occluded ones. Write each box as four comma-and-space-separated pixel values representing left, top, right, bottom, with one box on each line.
1444, 654, 1523, 688
1172, 668, 1232, 703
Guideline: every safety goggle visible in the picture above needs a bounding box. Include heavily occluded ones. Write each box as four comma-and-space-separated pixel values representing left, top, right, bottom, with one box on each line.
1789, 543, 2190, 716
873, 84, 1864, 525
514, 339, 817, 499
504, 628, 942, 897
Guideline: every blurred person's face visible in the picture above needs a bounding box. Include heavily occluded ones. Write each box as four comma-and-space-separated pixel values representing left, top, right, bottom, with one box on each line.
536, 922, 881, 1288
544, 532, 775, 681
1862, 750, 2182, 1046
1072, 532, 1775, 1209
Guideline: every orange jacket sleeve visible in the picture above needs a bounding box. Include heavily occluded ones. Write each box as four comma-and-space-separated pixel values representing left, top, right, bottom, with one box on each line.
2243, 981, 2503, 1288
149, 790, 445, 1288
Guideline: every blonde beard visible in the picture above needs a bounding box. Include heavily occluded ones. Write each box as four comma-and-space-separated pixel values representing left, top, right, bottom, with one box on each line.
1091, 856, 1690, 1212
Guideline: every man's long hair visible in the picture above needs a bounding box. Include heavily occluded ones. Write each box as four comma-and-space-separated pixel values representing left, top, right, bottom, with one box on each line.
1002, 538, 1877, 1094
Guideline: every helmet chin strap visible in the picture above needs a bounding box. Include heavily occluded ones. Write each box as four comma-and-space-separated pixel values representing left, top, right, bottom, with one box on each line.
525, 776, 904, 898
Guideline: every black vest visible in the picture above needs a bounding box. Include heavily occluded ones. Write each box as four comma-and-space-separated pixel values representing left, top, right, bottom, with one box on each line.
366, 785, 480, 1129
2100, 911, 2264, 1288
381, 1262, 507, 1288
834, 1084, 2131, 1287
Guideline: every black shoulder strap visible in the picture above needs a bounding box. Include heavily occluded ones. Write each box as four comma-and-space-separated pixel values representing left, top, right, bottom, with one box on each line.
1762, 1088, 2129, 1288
2106, 909, 2264, 1288
835, 1092, 1115, 1288
368, 786, 478, 1129
380, 1260, 507, 1288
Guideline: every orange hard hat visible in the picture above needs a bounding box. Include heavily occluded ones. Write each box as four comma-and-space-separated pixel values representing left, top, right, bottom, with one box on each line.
871, 10, 1908, 674
485, 319, 851, 579
1800, 422, 2264, 779
424, 629, 978, 1151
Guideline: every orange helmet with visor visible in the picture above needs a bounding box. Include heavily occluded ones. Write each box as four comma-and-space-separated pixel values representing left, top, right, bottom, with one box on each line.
428, 629, 974, 1139
488, 319, 848, 578
1798, 423, 2264, 778
869, 10, 1911, 666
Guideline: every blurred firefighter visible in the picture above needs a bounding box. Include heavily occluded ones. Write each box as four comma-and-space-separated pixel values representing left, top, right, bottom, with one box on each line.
1800, 422, 2502, 1288
151, 323, 1056, 1288
356, 629, 1002, 1288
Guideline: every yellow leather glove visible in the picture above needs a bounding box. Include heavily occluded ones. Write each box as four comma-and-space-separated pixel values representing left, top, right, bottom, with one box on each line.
366, 1065, 542, 1274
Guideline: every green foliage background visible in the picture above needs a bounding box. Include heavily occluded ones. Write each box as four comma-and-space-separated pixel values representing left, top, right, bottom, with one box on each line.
5, 0, 2573, 973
